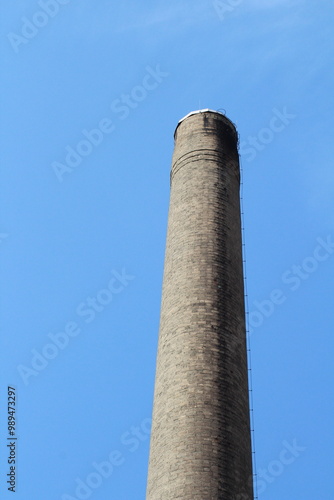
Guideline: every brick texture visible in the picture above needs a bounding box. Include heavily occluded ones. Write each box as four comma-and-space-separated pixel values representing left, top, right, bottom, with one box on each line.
146, 111, 254, 500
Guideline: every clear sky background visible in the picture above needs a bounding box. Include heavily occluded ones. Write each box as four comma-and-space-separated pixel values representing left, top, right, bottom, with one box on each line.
0, 1, 333, 499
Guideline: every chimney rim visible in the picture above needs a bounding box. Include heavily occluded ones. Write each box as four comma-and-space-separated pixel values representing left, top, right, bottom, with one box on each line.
174, 109, 237, 140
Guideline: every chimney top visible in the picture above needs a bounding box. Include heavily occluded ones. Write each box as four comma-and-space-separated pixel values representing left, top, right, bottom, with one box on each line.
174, 109, 237, 142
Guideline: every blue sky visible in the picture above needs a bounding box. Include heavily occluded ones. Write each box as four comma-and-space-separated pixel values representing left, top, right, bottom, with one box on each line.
0, 1, 333, 499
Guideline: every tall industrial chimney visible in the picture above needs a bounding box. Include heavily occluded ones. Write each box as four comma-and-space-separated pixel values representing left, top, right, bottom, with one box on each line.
146, 110, 254, 499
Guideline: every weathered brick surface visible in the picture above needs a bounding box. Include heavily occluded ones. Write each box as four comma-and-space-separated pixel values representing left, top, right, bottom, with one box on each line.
146, 111, 253, 500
